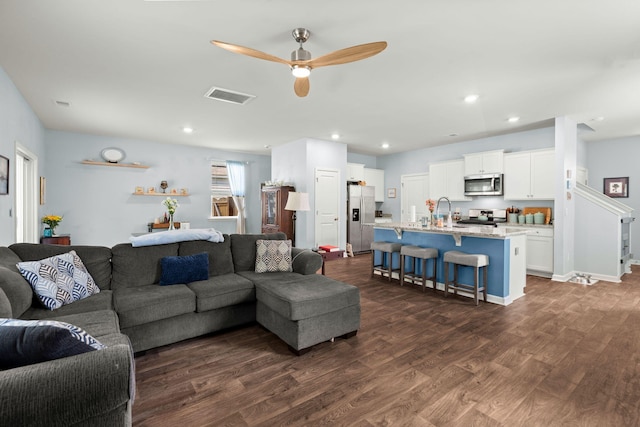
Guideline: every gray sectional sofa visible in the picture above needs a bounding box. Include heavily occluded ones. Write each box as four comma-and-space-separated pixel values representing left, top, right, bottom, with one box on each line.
0, 232, 360, 427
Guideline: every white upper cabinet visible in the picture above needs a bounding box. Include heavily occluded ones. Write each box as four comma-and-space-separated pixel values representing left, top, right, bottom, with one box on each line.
429, 159, 471, 201
346, 163, 365, 182
363, 168, 385, 202
504, 149, 555, 200
463, 150, 504, 175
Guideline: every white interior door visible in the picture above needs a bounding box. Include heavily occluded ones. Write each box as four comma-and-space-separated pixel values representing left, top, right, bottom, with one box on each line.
15, 143, 38, 243
315, 168, 340, 248
401, 173, 429, 222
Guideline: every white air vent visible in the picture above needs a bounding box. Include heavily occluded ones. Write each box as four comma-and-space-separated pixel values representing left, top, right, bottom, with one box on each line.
204, 87, 255, 105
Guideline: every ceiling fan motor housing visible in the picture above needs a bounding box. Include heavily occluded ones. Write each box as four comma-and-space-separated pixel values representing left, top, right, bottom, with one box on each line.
291, 47, 311, 62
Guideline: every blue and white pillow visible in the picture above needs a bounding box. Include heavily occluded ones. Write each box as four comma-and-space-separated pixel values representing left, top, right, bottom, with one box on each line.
16, 250, 100, 310
0, 318, 105, 369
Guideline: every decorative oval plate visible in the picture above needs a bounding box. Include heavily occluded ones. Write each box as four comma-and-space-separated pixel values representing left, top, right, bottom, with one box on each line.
101, 147, 126, 163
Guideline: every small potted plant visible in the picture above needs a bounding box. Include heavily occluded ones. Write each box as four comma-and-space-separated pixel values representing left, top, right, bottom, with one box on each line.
42, 215, 63, 237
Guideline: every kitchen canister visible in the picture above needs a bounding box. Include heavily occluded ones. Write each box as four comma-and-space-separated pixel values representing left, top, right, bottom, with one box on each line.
533, 212, 545, 224
508, 213, 518, 223
525, 213, 534, 224
518, 214, 526, 224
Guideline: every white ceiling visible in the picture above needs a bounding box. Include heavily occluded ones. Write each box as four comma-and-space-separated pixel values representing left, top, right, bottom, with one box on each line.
1, 0, 640, 156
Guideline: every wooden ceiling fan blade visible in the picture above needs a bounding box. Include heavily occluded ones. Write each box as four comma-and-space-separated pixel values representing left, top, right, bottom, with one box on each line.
294, 77, 310, 97
309, 41, 387, 68
211, 40, 292, 66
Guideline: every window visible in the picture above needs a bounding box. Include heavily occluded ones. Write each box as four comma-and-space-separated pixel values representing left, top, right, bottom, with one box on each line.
210, 161, 237, 217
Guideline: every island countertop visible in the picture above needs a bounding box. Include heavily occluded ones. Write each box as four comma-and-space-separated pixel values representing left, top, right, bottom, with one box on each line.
372, 222, 530, 239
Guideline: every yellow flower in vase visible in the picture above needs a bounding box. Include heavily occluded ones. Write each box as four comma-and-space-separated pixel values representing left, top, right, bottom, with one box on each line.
42, 215, 63, 236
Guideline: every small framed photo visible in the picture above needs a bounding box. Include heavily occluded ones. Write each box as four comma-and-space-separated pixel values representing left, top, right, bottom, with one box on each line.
0, 155, 9, 195
604, 177, 629, 198
387, 188, 396, 198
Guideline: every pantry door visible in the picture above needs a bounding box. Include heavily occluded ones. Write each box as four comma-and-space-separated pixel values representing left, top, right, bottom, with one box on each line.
401, 173, 429, 222
314, 168, 340, 248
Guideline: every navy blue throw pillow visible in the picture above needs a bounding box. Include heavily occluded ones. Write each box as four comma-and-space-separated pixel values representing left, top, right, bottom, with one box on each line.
160, 252, 209, 285
0, 318, 105, 369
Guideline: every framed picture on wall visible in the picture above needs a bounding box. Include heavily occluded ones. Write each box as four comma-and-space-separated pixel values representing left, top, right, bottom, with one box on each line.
603, 177, 629, 198
387, 188, 396, 198
0, 155, 8, 195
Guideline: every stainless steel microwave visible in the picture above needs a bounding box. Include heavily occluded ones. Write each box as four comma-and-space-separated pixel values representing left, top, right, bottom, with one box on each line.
464, 173, 504, 196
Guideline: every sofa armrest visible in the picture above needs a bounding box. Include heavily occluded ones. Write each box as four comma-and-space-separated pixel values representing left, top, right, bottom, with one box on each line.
291, 248, 323, 275
0, 343, 134, 426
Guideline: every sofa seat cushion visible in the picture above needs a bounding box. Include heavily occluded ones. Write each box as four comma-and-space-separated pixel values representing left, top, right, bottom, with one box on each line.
49, 309, 121, 339
114, 285, 195, 329
20, 290, 114, 321
187, 273, 255, 312
252, 274, 360, 321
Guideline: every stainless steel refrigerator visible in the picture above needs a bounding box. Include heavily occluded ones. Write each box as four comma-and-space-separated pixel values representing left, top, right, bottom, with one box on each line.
347, 185, 375, 253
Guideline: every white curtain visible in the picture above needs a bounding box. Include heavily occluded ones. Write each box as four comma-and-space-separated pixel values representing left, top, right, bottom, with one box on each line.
226, 161, 246, 234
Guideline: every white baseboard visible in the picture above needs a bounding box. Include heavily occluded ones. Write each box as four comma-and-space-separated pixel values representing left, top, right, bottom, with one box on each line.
553, 270, 621, 284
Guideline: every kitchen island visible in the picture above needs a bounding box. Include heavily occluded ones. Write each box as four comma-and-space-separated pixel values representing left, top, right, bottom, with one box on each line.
373, 223, 529, 305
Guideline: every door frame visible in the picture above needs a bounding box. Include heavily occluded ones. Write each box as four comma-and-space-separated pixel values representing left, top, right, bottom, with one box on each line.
15, 142, 39, 243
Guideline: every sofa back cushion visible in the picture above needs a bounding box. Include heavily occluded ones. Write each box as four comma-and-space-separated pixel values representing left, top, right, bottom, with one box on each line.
0, 266, 34, 318
178, 235, 234, 276
111, 243, 179, 289
9, 244, 113, 290
0, 247, 22, 272
230, 233, 287, 272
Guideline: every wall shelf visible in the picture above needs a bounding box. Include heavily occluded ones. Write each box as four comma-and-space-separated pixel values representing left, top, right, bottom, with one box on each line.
81, 160, 149, 169
133, 192, 190, 197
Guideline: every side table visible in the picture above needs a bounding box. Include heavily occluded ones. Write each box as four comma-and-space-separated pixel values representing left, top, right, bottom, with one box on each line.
40, 235, 71, 245
317, 249, 345, 275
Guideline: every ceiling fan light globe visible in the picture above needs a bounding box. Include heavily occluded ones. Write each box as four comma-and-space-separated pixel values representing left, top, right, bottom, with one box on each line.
291, 65, 311, 78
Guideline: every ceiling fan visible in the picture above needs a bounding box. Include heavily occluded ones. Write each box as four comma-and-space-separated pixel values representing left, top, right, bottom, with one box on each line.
211, 28, 387, 97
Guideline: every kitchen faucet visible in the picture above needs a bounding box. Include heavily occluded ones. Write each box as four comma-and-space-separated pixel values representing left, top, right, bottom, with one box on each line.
436, 196, 452, 227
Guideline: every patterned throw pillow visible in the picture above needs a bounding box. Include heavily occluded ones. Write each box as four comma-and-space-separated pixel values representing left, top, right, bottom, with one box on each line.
255, 239, 292, 273
0, 318, 105, 369
16, 250, 100, 310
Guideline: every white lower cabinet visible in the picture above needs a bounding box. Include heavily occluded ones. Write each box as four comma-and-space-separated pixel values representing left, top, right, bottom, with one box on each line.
525, 227, 554, 275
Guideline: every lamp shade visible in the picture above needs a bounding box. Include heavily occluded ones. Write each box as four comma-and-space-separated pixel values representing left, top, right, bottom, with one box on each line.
285, 192, 310, 211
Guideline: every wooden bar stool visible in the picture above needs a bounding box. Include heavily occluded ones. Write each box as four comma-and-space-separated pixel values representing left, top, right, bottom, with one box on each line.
370, 241, 402, 282
443, 250, 489, 305
400, 245, 438, 292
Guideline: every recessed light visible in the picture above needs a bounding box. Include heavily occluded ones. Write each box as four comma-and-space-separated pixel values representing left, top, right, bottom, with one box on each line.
331, 133, 340, 140
508, 116, 520, 123
381, 143, 389, 149
591, 116, 605, 122
464, 94, 479, 103
183, 127, 194, 134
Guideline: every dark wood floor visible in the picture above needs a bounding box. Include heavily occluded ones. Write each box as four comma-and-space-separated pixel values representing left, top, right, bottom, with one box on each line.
133, 255, 640, 426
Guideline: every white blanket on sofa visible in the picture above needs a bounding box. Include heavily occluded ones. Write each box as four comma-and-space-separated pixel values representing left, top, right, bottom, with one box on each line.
129, 228, 224, 247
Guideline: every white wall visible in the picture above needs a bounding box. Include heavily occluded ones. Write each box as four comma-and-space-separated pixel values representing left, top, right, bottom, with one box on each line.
44, 130, 271, 247
272, 138, 347, 249
586, 135, 640, 261
0, 67, 46, 246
